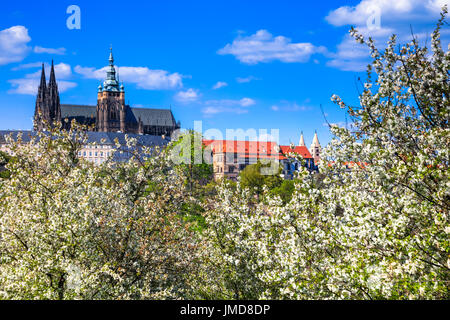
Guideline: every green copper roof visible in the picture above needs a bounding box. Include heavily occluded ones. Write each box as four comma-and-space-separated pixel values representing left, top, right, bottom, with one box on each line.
103, 48, 120, 92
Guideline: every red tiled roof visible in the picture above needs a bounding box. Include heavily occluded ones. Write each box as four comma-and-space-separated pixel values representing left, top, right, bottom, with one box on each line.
203, 140, 279, 155
279, 145, 312, 159
239, 154, 287, 160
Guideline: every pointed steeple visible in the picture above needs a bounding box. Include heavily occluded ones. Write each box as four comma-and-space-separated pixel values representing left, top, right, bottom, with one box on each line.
38, 63, 47, 97
311, 130, 320, 147
109, 46, 114, 65
34, 64, 47, 130
310, 130, 321, 164
103, 47, 120, 92
298, 131, 305, 147
49, 60, 57, 86
47, 60, 61, 125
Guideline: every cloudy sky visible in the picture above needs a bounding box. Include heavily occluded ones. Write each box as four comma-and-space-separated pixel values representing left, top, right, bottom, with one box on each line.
0, 0, 448, 145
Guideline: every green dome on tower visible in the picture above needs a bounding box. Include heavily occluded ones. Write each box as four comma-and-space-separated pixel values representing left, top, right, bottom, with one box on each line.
102, 47, 120, 92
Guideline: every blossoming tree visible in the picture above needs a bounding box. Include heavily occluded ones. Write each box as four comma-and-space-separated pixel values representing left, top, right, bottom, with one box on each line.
194, 11, 449, 299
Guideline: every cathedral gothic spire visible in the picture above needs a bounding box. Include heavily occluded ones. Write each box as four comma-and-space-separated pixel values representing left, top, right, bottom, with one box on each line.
32, 50, 180, 137
47, 60, 61, 125
34, 62, 61, 131
39, 63, 47, 93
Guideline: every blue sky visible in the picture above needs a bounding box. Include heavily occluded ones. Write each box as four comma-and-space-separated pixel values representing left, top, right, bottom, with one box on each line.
0, 0, 448, 146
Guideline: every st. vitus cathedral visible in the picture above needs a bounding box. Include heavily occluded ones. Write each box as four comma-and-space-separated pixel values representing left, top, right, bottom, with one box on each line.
34, 49, 180, 136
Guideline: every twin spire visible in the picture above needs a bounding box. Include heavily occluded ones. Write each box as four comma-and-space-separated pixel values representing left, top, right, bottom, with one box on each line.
297, 130, 320, 148
34, 60, 61, 130
39, 60, 57, 87
298, 130, 321, 162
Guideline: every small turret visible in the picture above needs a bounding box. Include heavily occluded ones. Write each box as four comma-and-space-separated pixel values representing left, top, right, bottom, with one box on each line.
138, 116, 144, 135
119, 82, 125, 101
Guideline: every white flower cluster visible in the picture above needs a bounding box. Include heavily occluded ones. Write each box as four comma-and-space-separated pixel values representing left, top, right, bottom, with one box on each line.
190, 10, 449, 300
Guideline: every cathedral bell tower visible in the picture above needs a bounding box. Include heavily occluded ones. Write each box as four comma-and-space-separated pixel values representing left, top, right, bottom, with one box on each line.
96, 48, 126, 132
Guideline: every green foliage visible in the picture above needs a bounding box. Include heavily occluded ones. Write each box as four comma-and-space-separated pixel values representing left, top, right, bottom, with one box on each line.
0, 151, 11, 179
269, 179, 295, 204
169, 130, 213, 193
239, 161, 283, 196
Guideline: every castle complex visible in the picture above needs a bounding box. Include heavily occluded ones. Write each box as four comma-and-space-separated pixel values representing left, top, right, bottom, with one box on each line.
3, 48, 323, 177
34, 49, 180, 136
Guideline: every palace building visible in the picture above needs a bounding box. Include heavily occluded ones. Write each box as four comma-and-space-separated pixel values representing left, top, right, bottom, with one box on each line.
34, 49, 180, 136
203, 136, 318, 181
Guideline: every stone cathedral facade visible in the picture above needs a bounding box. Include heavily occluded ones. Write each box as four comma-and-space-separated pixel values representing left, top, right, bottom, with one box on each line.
34, 50, 180, 136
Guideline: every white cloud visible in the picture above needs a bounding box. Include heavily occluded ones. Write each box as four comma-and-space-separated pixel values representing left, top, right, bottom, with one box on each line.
326, 0, 449, 26
74, 66, 105, 79
239, 97, 256, 107
212, 81, 228, 89
75, 65, 183, 90
8, 79, 77, 95
11, 62, 43, 71
218, 29, 328, 64
202, 98, 256, 115
202, 106, 248, 115
26, 62, 73, 79
175, 88, 200, 103
34, 46, 66, 55
325, 0, 450, 71
271, 101, 311, 112
326, 27, 396, 71
0, 26, 31, 65
236, 76, 260, 83
8, 62, 76, 95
